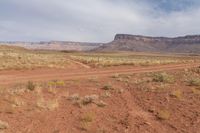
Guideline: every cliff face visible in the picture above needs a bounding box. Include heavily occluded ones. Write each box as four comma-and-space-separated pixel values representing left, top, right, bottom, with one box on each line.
96, 34, 200, 53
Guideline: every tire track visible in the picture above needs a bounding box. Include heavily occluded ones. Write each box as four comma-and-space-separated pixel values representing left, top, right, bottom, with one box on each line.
0, 63, 199, 85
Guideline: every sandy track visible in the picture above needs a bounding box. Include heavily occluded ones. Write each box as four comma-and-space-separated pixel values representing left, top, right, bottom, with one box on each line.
0, 63, 199, 85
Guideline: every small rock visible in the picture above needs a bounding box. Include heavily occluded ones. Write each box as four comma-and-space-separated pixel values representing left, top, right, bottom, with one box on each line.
118, 88, 124, 94
0, 120, 9, 129
96, 101, 107, 107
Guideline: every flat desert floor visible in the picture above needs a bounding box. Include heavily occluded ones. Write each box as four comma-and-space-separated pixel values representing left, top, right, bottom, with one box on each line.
0, 47, 200, 133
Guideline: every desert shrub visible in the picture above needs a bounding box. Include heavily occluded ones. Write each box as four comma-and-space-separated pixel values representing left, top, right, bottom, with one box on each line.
102, 84, 113, 90
101, 91, 111, 98
55, 80, 65, 87
153, 73, 174, 83
81, 114, 94, 123
192, 88, 200, 94
170, 90, 182, 99
26, 81, 36, 91
68, 94, 80, 101
0, 120, 9, 129
157, 110, 170, 120
68, 94, 99, 107
188, 78, 200, 86
190, 68, 200, 74
111, 74, 120, 78
82, 95, 99, 105
48, 80, 65, 88
80, 113, 95, 131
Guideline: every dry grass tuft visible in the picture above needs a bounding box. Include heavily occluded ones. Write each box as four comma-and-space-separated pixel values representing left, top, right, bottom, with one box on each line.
102, 84, 113, 90
68, 94, 106, 108
170, 90, 182, 99
153, 73, 174, 83
36, 97, 59, 111
157, 110, 170, 120
26, 81, 36, 91
188, 78, 200, 86
192, 88, 200, 95
81, 95, 99, 105
0, 120, 9, 130
80, 113, 95, 131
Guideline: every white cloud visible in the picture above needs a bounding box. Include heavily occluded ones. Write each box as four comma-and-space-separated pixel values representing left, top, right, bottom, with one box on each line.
0, 0, 200, 42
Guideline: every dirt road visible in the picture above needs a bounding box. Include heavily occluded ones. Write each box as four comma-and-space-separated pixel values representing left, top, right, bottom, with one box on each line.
0, 63, 199, 85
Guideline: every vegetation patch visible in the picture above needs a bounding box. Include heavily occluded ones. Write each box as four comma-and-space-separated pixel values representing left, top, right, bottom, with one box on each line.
170, 90, 182, 100
153, 73, 174, 83
36, 97, 59, 111
192, 88, 200, 95
188, 78, 200, 86
80, 113, 95, 131
48, 80, 65, 88
68, 94, 107, 108
0, 46, 69, 70
102, 84, 113, 90
70, 53, 196, 67
0, 120, 9, 130
27, 81, 36, 91
157, 110, 170, 120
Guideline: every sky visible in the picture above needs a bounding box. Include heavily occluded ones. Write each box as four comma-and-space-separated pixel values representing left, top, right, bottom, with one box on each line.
0, 0, 200, 42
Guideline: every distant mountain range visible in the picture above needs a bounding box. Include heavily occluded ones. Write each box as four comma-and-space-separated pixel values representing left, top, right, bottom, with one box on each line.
1, 34, 200, 53
95, 34, 200, 53
0, 41, 103, 51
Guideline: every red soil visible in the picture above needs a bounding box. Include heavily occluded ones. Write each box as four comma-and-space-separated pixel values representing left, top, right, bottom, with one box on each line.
0, 63, 200, 133
0, 63, 199, 86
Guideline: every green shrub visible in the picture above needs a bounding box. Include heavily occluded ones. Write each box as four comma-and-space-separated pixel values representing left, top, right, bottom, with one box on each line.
153, 73, 174, 83
188, 78, 200, 86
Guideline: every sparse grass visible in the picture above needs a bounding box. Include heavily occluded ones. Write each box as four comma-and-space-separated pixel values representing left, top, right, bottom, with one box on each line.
48, 80, 65, 88
188, 78, 200, 86
0, 120, 9, 130
81, 113, 94, 123
102, 84, 113, 90
153, 73, 174, 83
192, 88, 200, 95
81, 95, 99, 105
0, 46, 69, 70
157, 110, 170, 120
47, 88, 57, 94
36, 97, 59, 111
68, 94, 80, 101
88, 77, 98, 83
170, 90, 182, 99
101, 91, 112, 98
70, 53, 198, 67
68, 94, 105, 108
11, 97, 25, 107
80, 113, 95, 131
111, 74, 120, 78
27, 81, 36, 91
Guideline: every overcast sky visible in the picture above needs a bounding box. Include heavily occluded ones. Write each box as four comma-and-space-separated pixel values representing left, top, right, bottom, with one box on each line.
1, 0, 200, 42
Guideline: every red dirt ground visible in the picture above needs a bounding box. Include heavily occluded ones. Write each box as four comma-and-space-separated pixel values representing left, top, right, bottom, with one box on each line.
0, 63, 199, 86
0, 63, 200, 133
